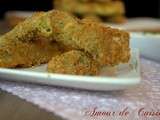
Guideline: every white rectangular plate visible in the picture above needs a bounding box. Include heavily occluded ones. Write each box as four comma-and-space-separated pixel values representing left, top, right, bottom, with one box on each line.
0, 49, 141, 91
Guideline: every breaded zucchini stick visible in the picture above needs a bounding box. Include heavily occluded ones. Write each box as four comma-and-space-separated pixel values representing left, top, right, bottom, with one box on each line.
50, 10, 130, 66
48, 50, 99, 75
0, 12, 61, 68
0, 39, 61, 68
2, 12, 53, 42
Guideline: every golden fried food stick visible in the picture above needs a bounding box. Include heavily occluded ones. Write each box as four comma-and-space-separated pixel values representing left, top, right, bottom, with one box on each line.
48, 50, 99, 75
3, 12, 53, 42
0, 39, 61, 68
50, 10, 130, 66
0, 12, 61, 68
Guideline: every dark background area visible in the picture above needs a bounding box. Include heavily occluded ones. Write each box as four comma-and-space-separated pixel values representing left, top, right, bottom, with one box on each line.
0, 0, 159, 19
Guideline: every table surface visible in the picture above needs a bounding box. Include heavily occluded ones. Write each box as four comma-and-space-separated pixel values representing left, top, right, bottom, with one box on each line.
0, 90, 63, 120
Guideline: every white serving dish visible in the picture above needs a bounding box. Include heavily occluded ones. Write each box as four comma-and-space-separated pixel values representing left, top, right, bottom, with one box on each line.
131, 32, 160, 62
0, 50, 140, 91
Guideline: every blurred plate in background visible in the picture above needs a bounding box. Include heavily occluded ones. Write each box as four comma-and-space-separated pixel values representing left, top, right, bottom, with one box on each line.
131, 32, 160, 62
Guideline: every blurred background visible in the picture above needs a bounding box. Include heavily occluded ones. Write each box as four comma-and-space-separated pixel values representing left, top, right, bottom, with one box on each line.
0, 0, 159, 18
0, 0, 160, 33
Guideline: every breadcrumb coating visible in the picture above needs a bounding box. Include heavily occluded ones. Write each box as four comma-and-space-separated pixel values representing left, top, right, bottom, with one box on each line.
0, 12, 61, 68
48, 50, 99, 75
50, 10, 130, 66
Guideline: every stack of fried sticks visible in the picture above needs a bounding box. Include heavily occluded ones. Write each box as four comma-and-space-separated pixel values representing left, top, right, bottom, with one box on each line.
0, 10, 130, 75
